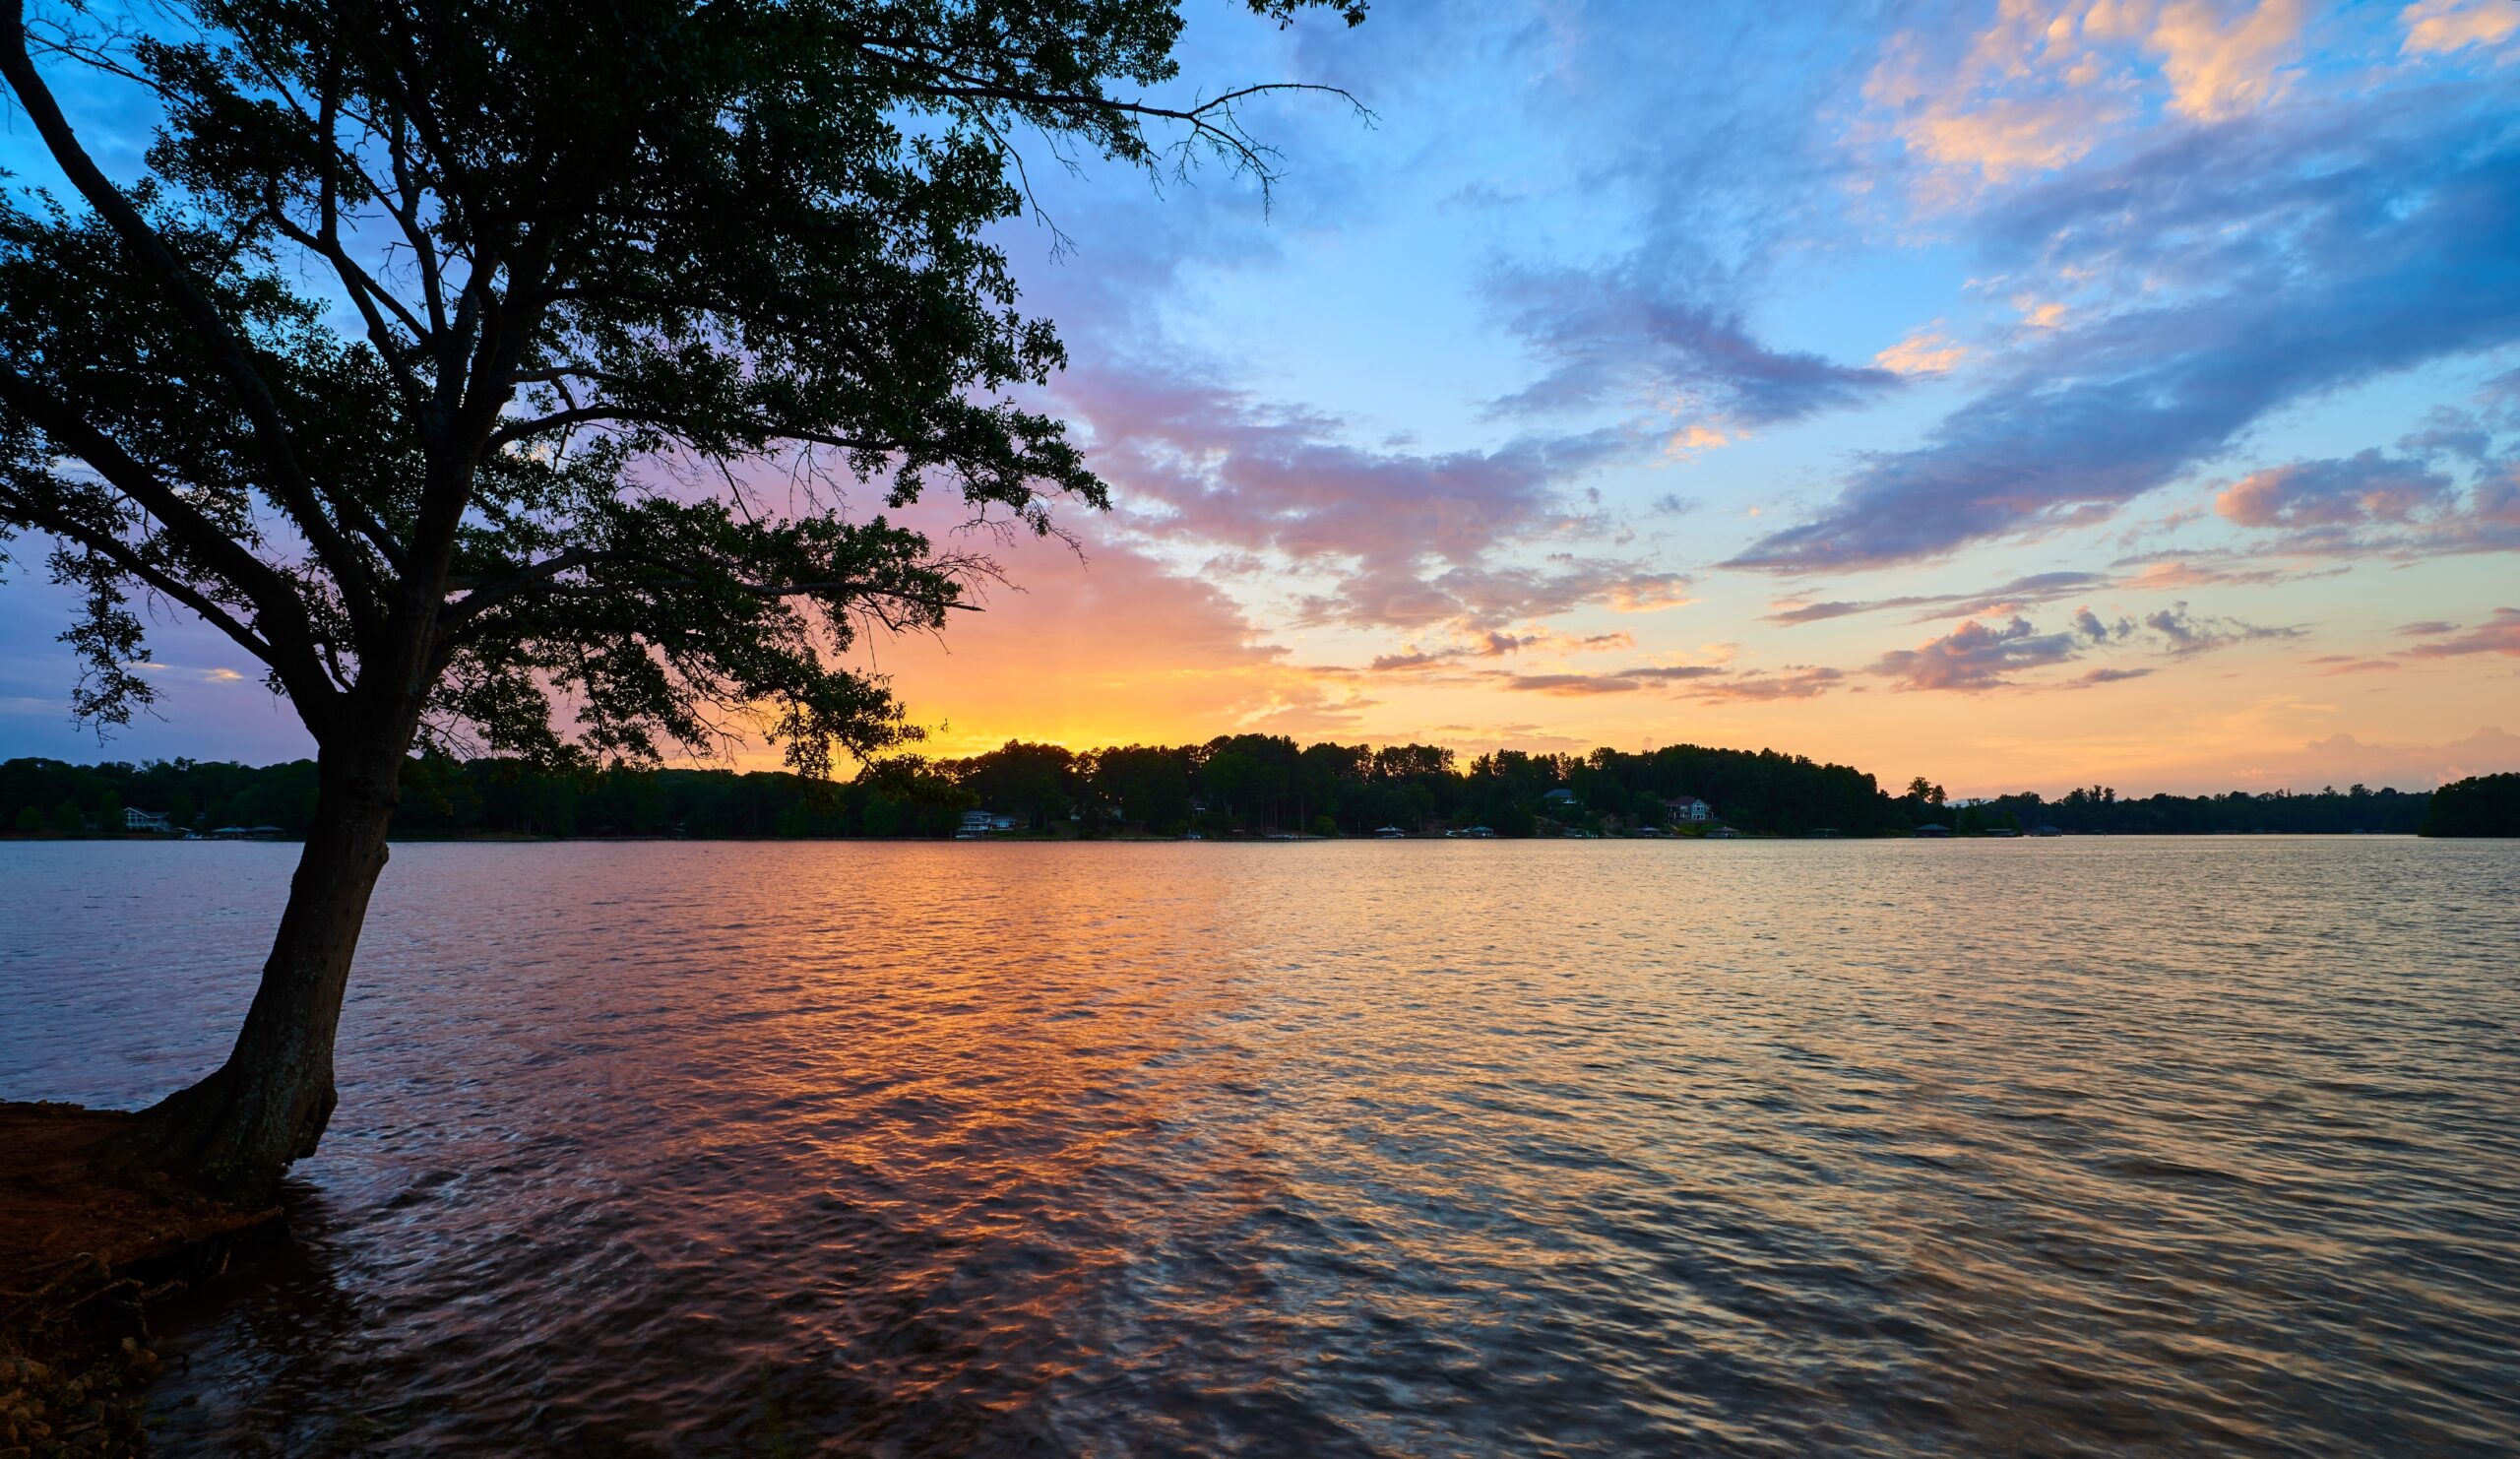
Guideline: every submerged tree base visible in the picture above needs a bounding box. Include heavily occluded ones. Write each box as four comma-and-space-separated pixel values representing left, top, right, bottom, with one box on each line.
0, 1102, 284, 1455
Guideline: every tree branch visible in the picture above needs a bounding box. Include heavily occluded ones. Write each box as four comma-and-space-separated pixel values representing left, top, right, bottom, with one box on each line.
435, 544, 606, 632
0, 362, 346, 732
0, 486, 278, 669
0, 0, 389, 634
484, 404, 895, 456
860, 40, 1367, 188
437, 544, 975, 649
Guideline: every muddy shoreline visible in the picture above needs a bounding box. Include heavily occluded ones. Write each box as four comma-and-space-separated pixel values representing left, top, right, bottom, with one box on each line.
0, 1103, 282, 1455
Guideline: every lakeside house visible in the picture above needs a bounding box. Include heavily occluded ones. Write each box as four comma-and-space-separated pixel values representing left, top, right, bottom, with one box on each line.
1914, 823, 1952, 838
209, 825, 284, 839
122, 807, 172, 833
1542, 788, 1576, 808
1375, 826, 1407, 838
2029, 824, 2065, 837
1663, 795, 1713, 824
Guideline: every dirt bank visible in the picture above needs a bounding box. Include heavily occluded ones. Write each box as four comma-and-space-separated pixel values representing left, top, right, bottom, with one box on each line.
1, 1103, 282, 1455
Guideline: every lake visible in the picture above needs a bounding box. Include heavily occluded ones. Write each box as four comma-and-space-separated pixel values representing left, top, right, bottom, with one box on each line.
3, 838, 2516, 1455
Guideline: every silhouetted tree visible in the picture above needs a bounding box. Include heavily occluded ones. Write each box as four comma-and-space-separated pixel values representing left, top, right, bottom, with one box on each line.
0, 0, 1362, 1198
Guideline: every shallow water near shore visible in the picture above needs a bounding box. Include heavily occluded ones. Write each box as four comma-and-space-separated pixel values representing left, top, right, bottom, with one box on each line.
3, 837, 2516, 1455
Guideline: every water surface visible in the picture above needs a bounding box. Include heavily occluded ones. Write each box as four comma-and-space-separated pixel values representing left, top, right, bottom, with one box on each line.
3, 838, 2515, 1455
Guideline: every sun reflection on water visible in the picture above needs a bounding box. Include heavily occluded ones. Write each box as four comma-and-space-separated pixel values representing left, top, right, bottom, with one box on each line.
1, 837, 2513, 1454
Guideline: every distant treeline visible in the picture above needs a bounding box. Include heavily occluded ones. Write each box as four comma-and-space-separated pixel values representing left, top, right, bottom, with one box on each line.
2418, 773, 2520, 837
0, 740, 2492, 839
2, 739, 1895, 839
1970, 784, 2434, 836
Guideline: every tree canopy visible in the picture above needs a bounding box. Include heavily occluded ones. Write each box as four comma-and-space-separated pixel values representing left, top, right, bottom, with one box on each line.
1, 0, 1362, 774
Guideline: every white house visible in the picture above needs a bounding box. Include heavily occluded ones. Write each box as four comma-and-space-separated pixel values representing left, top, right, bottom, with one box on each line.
123, 807, 172, 833
1663, 795, 1713, 824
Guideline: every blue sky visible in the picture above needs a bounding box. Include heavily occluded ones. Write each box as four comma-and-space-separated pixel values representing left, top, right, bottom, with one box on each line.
5, 0, 2518, 793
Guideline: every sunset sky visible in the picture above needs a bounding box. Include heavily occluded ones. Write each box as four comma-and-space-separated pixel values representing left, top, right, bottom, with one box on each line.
4, 0, 2517, 794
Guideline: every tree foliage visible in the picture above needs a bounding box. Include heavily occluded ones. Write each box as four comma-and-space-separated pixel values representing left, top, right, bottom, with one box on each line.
0, 0, 1363, 774
4, 734, 1913, 839
2419, 773, 2520, 837
9, 747, 2467, 842
1975, 783, 2431, 836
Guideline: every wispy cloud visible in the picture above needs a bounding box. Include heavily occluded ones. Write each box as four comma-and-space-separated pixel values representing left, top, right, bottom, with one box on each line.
2215, 450, 2457, 529
2405, 606, 2520, 658
1762, 570, 2111, 626
2402, 0, 2520, 57
1493, 664, 1730, 697
2142, 602, 2307, 655
2073, 601, 2303, 654
1485, 263, 1902, 428
1732, 81, 2520, 572
1684, 666, 1849, 702
1056, 368, 1676, 632
2207, 454, 2520, 559
2070, 666, 2157, 686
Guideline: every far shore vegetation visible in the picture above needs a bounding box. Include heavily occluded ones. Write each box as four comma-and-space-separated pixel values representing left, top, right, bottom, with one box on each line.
3, 739, 2485, 843
2418, 771, 2520, 837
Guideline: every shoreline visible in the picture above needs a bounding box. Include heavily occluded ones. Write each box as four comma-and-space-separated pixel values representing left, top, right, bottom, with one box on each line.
0, 1103, 282, 1456
0, 828, 2447, 846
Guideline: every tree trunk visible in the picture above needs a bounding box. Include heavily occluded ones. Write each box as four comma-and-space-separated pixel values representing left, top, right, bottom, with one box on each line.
136, 739, 404, 1203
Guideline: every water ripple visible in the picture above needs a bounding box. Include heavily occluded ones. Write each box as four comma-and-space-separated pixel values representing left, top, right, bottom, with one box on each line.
2, 838, 2515, 1455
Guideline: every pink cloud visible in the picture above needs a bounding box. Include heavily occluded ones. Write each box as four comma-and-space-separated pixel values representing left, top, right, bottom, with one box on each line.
1052, 368, 1675, 630
1870, 615, 2081, 691
2216, 450, 2456, 528
2405, 606, 2520, 658
1682, 666, 1848, 702
2403, 0, 2520, 56
2275, 726, 2520, 788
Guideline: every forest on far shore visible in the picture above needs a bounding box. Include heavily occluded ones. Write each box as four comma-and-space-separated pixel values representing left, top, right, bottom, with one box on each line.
0, 737, 2481, 840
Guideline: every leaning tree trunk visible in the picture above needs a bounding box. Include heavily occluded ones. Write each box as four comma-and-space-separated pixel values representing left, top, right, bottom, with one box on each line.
137, 739, 406, 1203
